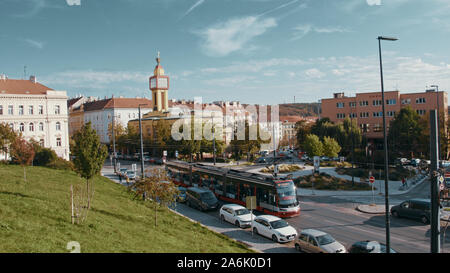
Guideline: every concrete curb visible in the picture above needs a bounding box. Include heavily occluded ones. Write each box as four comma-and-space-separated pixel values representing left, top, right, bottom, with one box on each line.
356, 204, 391, 214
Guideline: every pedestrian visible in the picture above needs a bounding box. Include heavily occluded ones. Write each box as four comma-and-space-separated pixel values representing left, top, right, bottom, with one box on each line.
404, 177, 408, 187
119, 175, 122, 183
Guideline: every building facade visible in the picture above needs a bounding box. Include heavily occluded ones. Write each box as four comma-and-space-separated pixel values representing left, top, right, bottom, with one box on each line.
0, 76, 70, 160
321, 90, 448, 139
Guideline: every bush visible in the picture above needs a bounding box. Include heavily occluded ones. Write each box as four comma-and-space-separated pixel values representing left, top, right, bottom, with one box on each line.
33, 148, 57, 166
46, 157, 74, 171
260, 164, 304, 173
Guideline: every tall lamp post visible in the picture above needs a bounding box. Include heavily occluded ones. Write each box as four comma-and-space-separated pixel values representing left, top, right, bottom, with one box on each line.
211, 112, 216, 166
430, 85, 440, 160
112, 114, 117, 173
138, 104, 148, 180
378, 35, 398, 254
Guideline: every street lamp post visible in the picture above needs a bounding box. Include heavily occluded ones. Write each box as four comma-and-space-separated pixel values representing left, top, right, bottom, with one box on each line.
211, 113, 216, 166
431, 85, 440, 160
378, 36, 398, 254
138, 104, 148, 180
112, 114, 117, 173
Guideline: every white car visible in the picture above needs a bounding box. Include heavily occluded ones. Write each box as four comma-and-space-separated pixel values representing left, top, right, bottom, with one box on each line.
295, 229, 346, 253
220, 204, 255, 228
252, 215, 297, 243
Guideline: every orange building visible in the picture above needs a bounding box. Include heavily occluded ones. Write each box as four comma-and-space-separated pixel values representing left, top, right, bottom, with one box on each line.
321, 90, 448, 140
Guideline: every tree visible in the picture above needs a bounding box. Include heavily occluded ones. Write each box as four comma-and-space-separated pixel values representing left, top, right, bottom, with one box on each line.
230, 121, 270, 161
295, 120, 312, 150
303, 134, 323, 157
10, 137, 35, 182
72, 122, 108, 210
322, 136, 341, 158
130, 168, 179, 227
0, 123, 18, 159
387, 106, 428, 159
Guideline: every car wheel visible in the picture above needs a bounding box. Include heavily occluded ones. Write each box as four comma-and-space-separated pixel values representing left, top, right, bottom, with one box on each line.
272, 235, 278, 243
253, 227, 258, 235
421, 215, 429, 224
295, 244, 302, 252
235, 220, 241, 228
220, 215, 225, 222
392, 210, 399, 218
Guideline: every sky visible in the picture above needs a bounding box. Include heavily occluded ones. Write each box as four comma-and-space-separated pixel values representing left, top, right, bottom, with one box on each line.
1, 0, 450, 104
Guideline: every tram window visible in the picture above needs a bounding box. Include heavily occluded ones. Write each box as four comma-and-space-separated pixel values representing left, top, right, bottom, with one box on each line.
214, 180, 224, 192
226, 182, 236, 198
257, 188, 269, 204
240, 183, 252, 202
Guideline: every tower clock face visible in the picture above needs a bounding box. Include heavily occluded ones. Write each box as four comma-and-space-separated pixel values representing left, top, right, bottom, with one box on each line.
157, 77, 168, 89
150, 78, 156, 89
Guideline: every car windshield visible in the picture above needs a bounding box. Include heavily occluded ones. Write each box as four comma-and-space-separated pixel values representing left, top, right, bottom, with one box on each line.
316, 234, 336, 245
276, 181, 297, 205
127, 171, 134, 174
270, 219, 289, 229
365, 243, 397, 253
200, 192, 216, 200
235, 209, 250, 216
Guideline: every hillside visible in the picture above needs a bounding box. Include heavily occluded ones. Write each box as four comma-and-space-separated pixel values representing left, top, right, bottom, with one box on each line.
279, 103, 320, 118
0, 165, 252, 253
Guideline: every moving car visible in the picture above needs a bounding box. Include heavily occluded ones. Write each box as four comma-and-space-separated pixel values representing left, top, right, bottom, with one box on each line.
252, 215, 297, 243
186, 187, 219, 211
220, 204, 255, 228
126, 170, 136, 181
294, 229, 346, 253
390, 199, 434, 224
348, 241, 397, 253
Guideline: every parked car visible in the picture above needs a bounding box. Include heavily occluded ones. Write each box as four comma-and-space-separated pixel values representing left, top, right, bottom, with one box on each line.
390, 199, 435, 224
119, 168, 128, 177
410, 158, 421, 167
256, 157, 267, 164
348, 241, 397, 253
186, 187, 219, 211
220, 204, 255, 228
294, 229, 346, 253
177, 186, 187, 203
252, 215, 297, 243
126, 170, 136, 181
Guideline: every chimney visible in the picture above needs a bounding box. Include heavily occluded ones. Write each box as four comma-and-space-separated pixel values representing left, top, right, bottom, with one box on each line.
29, 75, 37, 83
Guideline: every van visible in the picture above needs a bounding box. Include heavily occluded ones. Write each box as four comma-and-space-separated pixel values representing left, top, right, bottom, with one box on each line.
186, 187, 219, 211
390, 199, 435, 224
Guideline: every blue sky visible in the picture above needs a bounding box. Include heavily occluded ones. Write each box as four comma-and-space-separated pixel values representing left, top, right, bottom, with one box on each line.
1, 0, 450, 104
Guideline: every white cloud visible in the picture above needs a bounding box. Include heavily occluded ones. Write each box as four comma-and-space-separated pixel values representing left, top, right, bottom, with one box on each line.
179, 0, 205, 20
23, 38, 44, 49
304, 68, 325, 79
292, 24, 351, 40
66, 0, 81, 6
196, 16, 277, 57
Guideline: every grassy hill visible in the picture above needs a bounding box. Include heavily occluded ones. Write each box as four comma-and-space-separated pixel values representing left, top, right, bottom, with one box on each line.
0, 165, 253, 253
279, 103, 320, 117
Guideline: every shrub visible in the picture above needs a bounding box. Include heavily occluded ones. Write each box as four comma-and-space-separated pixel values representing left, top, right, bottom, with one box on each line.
34, 148, 57, 166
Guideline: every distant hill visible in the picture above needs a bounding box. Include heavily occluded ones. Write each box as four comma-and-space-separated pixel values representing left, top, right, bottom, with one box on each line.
279, 103, 320, 118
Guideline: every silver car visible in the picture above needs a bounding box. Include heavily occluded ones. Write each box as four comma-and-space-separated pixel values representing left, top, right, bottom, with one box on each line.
295, 229, 346, 253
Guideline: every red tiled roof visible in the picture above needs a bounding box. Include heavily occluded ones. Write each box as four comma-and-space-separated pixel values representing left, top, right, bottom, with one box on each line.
279, 116, 305, 123
83, 98, 152, 112
0, 79, 53, 95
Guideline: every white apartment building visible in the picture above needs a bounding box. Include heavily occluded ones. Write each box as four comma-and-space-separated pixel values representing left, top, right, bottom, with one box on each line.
0, 76, 70, 160
82, 97, 153, 144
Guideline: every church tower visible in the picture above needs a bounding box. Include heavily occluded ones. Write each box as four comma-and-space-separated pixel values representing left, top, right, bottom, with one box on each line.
149, 52, 169, 112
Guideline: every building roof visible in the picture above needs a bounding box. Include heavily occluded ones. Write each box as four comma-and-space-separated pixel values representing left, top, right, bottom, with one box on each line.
279, 115, 305, 123
83, 97, 152, 112
0, 79, 53, 95
67, 97, 84, 108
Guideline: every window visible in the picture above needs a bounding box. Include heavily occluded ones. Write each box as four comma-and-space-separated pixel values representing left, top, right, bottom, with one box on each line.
359, 101, 369, 106
373, 112, 383, 117
416, 98, 426, 104
39, 122, 44, 131
56, 138, 62, 147
387, 111, 396, 117
401, 98, 411, 105
386, 99, 396, 105
349, 113, 357, 118
349, 102, 356, 108
56, 122, 61, 131
19, 123, 25, 132
359, 112, 369, 118
55, 105, 60, 115
39, 139, 44, 147
337, 113, 346, 119
8, 105, 13, 115
360, 124, 370, 133
373, 100, 382, 106
373, 124, 382, 132
19, 105, 24, 115
28, 105, 34, 115
416, 109, 426, 116
9, 123, 13, 130
29, 123, 34, 132
39, 105, 44, 115
0, 105, 2, 115
336, 102, 345, 108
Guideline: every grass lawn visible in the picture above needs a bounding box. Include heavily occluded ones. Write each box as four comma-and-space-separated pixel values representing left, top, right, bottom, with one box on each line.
0, 165, 253, 253
294, 173, 375, 191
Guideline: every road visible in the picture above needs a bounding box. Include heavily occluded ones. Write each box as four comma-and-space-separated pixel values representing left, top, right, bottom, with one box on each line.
103, 160, 449, 253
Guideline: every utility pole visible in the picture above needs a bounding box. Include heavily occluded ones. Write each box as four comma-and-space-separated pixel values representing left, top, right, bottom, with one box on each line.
138, 104, 147, 180
211, 113, 216, 165
430, 109, 441, 253
112, 114, 117, 173
431, 85, 440, 160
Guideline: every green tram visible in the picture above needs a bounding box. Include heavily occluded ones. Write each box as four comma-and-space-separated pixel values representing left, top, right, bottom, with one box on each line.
165, 161, 300, 218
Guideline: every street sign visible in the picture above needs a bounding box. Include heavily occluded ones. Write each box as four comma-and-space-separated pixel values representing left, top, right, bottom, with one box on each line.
369, 176, 375, 183
439, 175, 444, 184
163, 150, 167, 156
313, 156, 320, 173
246, 196, 257, 210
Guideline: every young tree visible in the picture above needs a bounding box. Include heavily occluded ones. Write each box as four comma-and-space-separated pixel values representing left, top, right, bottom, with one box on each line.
130, 168, 179, 227
303, 134, 323, 157
10, 137, 35, 182
322, 136, 341, 158
0, 123, 18, 159
72, 122, 108, 209
295, 120, 312, 150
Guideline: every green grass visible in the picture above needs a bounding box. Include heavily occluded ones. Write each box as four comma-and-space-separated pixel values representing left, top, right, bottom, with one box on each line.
0, 165, 253, 253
